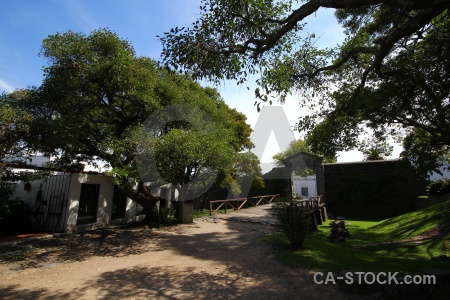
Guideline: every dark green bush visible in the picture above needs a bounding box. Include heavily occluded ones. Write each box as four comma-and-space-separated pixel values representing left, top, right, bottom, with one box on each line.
0, 182, 33, 235
427, 179, 450, 195
272, 201, 311, 250
0, 199, 33, 235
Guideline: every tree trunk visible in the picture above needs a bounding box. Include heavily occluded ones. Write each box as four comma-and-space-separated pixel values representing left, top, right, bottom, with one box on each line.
119, 179, 162, 226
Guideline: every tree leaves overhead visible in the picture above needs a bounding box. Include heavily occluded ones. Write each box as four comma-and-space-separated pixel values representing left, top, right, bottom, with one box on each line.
161, 0, 450, 173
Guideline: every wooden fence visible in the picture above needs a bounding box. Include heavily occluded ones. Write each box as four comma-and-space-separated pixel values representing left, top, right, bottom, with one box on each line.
209, 194, 279, 216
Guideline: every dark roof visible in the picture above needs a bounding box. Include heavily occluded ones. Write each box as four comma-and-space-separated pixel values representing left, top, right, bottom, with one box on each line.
263, 167, 290, 179
283, 152, 322, 163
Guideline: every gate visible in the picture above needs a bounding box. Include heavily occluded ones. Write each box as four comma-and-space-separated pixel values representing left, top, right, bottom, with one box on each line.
34, 175, 71, 232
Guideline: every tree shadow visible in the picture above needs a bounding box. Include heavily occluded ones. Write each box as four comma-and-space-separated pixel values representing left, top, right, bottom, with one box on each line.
0, 264, 332, 300
78, 265, 253, 299
0, 284, 76, 300
0, 220, 366, 299
1, 227, 160, 268
74, 264, 346, 299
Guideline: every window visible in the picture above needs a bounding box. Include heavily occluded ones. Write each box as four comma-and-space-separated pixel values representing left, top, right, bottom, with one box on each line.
77, 184, 100, 225
301, 187, 309, 197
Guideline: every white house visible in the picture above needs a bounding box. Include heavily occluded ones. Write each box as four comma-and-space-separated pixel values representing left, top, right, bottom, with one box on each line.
12, 172, 145, 233
292, 175, 318, 198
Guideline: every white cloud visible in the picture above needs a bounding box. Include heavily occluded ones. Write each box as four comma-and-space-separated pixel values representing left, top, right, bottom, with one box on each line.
0, 79, 14, 93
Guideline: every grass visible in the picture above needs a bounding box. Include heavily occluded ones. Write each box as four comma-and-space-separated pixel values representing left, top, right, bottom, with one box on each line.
264, 200, 450, 274
369, 200, 450, 239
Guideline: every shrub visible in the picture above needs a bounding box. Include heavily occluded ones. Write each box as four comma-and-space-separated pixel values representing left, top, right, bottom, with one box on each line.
0, 182, 33, 235
0, 198, 33, 235
427, 179, 450, 196
272, 201, 311, 250
158, 204, 176, 225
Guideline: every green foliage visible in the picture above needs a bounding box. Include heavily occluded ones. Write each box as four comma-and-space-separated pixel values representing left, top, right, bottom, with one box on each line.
0, 183, 32, 235
1, 168, 51, 182
158, 205, 177, 226
10, 29, 253, 219
0, 182, 15, 202
358, 137, 393, 161
271, 201, 311, 249
272, 139, 311, 166
401, 128, 450, 175
427, 179, 450, 196
0, 90, 34, 161
232, 151, 265, 197
161, 0, 450, 174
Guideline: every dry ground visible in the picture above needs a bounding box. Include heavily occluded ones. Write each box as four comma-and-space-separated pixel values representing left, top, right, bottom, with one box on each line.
0, 216, 366, 300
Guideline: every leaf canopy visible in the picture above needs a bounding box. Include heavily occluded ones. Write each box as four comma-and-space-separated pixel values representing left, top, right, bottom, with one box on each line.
161, 0, 450, 173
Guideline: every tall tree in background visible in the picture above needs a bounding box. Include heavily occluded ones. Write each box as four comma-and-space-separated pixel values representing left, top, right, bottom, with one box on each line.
13, 29, 252, 222
272, 139, 311, 167
160, 0, 450, 174
233, 151, 265, 197
358, 137, 393, 161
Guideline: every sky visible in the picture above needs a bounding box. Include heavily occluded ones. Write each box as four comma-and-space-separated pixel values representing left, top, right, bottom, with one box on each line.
0, 0, 402, 173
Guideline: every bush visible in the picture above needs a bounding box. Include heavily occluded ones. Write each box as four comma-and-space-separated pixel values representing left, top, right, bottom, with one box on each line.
158, 204, 176, 225
272, 201, 311, 250
0, 199, 33, 235
427, 179, 450, 196
0, 182, 33, 235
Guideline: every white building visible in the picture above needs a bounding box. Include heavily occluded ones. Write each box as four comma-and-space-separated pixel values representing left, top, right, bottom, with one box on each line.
12, 173, 145, 233
292, 175, 317, 198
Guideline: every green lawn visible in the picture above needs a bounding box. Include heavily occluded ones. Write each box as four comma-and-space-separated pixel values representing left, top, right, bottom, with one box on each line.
264, 200, 450, 274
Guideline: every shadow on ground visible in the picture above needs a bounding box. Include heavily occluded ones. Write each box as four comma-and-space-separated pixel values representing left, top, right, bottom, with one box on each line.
0, 206, 369, 299
0, 284, 72, 300
1, 263, 349, 300
1, 227, 159, 268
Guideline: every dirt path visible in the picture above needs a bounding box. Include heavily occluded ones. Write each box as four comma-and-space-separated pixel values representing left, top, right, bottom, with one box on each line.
0, 215, 362, 299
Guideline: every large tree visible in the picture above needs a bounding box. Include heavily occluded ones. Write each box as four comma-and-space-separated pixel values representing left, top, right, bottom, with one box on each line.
14, 29, 252, 222
160, 0, 450, 173
0, 90, 33, 162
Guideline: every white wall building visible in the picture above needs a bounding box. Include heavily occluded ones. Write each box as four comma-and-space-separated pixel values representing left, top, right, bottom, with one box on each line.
12, 173, 145, 233
292, 175, 317, 198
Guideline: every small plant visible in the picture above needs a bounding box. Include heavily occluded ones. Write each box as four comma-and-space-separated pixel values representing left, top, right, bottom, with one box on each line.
272, 201, 311, 250
427, 179, 450, 195
158, 204, 176, 225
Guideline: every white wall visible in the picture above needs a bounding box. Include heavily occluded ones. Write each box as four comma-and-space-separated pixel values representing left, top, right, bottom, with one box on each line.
66, 173, 114, 232
5, 171, 144, 233
65, 173, 141, 233
12, 178, 46, 207
293, 175, 317, 197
